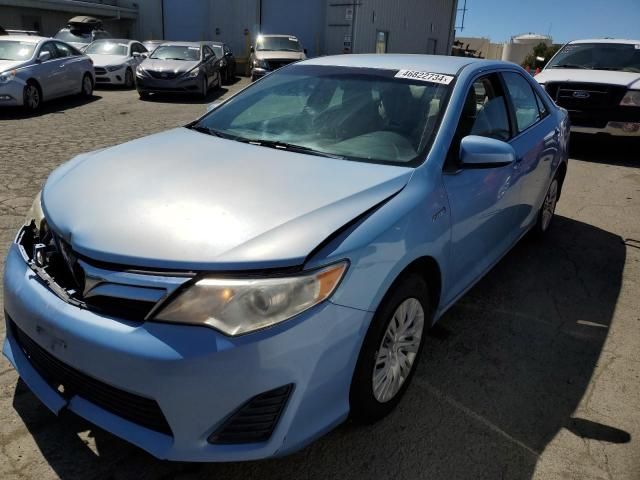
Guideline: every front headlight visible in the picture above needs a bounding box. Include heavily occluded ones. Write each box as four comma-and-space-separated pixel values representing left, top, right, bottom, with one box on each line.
24, 190, 45, 229
254, 59, 268, 69
106, 64, 126, 72
620, 90, 640, 107
135, 65, 147, 77
154, 261, 348, 336
187, 68, 200, 78
0, 69, 17, 84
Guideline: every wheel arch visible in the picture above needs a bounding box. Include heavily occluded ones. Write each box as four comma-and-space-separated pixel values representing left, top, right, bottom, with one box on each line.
555, 161, 568, 200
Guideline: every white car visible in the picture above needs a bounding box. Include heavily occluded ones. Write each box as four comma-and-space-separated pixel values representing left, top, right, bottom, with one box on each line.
535, 38, 640, 137
85, 39, 148, 88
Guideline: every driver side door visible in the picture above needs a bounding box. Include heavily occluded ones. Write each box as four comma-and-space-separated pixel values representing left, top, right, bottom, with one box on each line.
441, 73, 521, 304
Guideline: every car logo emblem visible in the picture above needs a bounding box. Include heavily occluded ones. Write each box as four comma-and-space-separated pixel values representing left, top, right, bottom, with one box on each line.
572, 90, 590, 99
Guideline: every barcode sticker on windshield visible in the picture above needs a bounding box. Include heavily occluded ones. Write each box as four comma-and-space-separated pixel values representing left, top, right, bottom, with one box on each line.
395, 70, 454, 85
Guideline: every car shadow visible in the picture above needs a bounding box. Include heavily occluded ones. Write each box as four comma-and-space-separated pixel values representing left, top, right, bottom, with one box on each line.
139, 86, 230, 105
11, 215, 626, 479
570, 133, 640, 168
0, 94, 102, 120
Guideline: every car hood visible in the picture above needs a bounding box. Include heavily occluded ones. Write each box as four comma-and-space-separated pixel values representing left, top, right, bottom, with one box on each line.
88, 54, 129, 67
255, 50, 306, 61
536, 68, 640, 89
141, 58, 199, 73
0, 59, 29, 72
42, 128, 413, 270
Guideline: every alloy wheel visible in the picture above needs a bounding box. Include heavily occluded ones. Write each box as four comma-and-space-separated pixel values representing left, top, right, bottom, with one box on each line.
541, 179, 558, 231
24, 85, 40, 110
82, 75, 93, 96
125, 69, 134, 88
372, 297, 425, 403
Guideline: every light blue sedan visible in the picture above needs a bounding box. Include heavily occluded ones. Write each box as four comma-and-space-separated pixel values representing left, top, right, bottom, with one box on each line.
3, 54, 569, 461
0, 35, 94, 110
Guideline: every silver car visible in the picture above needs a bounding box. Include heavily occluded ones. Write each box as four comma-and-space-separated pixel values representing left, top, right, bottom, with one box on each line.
0, 35, 95, 111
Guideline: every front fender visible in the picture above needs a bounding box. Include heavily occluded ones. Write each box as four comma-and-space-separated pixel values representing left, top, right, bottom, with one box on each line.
306, 170, 451, 315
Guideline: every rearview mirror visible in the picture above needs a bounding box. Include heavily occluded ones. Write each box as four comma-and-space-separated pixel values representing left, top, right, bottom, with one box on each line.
459, 136, 516, 168
206, 101, 221, 112
37, 51, 51, 62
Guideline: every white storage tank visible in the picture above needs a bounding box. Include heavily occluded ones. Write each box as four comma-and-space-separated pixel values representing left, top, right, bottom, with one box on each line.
502, 33, 552, 65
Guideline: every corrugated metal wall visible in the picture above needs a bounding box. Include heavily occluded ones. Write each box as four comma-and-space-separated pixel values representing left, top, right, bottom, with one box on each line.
209, 0, 260, 60
326, 0, 457, 56
163, 0, 209, 41
260, 0, 326, 57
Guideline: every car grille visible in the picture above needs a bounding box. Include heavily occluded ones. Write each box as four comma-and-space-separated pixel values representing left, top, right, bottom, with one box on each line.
9, 317, 173, 436
266, 59, 295, 70
148, 70, 180, 80
94, 67, 107, 75
545, 82, 627, 110
208, 384, 293, 444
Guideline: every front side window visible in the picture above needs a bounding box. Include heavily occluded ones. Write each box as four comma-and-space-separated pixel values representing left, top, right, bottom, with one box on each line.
546, 42, 640, 73
85, 41, 128, 56
54, 42, 76, 58
502, 72, 541, 132
150, 45, 201, 61
0, 40, 36, 60
256, 36, 302, 52
212, 45, 223, 57
193, 64, 452, 166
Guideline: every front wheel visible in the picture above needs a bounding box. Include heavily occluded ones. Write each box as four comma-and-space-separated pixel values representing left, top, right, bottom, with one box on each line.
80, 73, 93, 97
350, 273, 429, 424
124, 69, 134, 89
23, 83, 41, 111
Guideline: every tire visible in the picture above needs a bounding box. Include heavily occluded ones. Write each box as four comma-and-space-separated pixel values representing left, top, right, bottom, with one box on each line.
124, 68, 134, 89
350, 272, 430, 424
221, 67, 228, 85
23, 82, 41, 111
200, 76, 208, 98
138, 90, 149, 100
80, 73, 93, 97
533, 175, 560, 236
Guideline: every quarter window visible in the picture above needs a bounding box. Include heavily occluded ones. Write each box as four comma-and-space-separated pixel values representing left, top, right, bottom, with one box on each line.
502, 72, 541, 132
54, 41, 74, 57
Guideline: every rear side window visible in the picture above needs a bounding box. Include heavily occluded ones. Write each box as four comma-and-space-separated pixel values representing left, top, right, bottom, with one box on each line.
54, 41, 75, 58
502, 72, 541, 132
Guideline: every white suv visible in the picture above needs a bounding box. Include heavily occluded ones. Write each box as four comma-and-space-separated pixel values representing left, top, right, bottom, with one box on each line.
535, 39, 640, 136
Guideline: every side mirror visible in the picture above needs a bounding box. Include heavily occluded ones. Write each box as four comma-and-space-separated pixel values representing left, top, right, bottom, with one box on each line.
37, 51, 51, 62
206, 101, 221, 112
132, 52, 141, 57
141, 52, 148, 58
459, 135, 516, 168
250, 46, 254, 53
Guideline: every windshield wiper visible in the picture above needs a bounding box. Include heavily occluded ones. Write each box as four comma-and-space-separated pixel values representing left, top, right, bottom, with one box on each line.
550, 64, 590, 69
188, 125, 251, 142
244, 138, 345, 159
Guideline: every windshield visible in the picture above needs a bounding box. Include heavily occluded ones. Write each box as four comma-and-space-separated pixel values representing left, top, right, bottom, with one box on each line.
85, 41, 128, 56
150, 45, 200, 61
0, 40, 36, 60
193, 65, 451, 166
257, 36, 302, 52
212, 45, 223, 57
547, 43, 640, 73
54, 30, 91, 44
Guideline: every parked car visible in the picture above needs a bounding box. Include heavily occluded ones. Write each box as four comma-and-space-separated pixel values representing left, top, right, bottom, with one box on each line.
207, 41, 236, 84
249, 34, 306, 81
535, 38, 640, 136
5, 55, 568, 461
54, 16, 111, 51
85, 39, 147, 88
135, 41, 221, 98
3, 29, 41, 36
0, 35, 94, 110
142, 40, 165, 54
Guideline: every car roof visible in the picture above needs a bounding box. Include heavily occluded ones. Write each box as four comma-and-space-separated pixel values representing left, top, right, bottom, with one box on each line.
160, 41, 204, 47
0, 35, 47, 43
260, 34, 298, 39
301, 54, 505, 75
91, 38, 138, 45
568, 38, 640, 45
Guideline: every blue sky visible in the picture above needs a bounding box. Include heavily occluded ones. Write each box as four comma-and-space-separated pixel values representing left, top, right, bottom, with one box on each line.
455, 0, 640, 43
